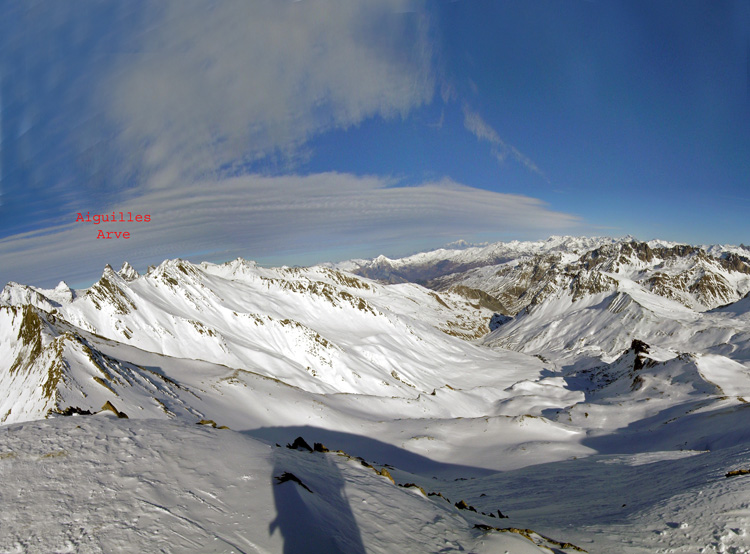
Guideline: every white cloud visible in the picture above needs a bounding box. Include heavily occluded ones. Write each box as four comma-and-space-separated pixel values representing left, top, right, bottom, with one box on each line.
102, 0, 436, 185
463, 106, 502, 144
0, 173, 582, 288
462, 105, 550, 182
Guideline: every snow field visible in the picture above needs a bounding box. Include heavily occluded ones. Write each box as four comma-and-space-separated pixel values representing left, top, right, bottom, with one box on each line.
0, 417, 561, 554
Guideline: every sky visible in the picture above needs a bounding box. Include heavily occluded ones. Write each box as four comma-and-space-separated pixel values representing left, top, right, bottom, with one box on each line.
1, 0, 749, 288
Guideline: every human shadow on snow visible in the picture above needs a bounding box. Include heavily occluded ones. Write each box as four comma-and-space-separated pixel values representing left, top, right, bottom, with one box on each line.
249, 426, 497, 554
268, 447, 365, 554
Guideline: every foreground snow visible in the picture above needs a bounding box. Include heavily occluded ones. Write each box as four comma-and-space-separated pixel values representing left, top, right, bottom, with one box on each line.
0, 416, 573, 554
2, 415, 750, 553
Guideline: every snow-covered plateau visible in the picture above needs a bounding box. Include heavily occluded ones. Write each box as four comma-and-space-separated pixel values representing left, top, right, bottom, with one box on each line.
3, 236, 750, 553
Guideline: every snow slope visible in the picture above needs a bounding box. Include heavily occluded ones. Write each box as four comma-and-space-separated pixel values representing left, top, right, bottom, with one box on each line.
0, 416, 564, 554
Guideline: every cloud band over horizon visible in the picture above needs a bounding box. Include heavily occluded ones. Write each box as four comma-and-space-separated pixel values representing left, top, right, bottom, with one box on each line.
0, 173, 583, 288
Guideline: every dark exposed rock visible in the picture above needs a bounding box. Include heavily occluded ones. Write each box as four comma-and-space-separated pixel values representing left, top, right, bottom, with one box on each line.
56, 406, 93, 416
719, 252, 750, 274
85, 271, 136, 315
570, 271, 617, 301
630, 374, 645, 391
398, 483, 427, 496
631, 339, 650, 371
489, 313, 512, 331
275, 471, 313, 493
689, 273, 734, 304
197, 419, 230, 429
377, 467, 395, 484
100, 401, 128, 419
449, 285, 508, 313
455, 499, 477, 512
631, 339, 650, 355
286, 437, 313, 452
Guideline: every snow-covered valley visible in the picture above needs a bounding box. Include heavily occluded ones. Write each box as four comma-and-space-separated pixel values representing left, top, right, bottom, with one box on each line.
3, 236, 750, 553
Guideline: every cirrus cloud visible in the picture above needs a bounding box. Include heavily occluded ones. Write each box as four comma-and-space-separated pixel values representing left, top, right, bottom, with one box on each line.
462, 104, 550, 183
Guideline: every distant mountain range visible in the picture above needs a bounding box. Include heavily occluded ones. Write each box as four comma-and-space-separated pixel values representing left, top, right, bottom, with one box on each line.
341, 235, 750, 312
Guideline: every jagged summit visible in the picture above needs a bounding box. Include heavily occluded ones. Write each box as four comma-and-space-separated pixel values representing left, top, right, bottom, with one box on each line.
118, 262, 139, 281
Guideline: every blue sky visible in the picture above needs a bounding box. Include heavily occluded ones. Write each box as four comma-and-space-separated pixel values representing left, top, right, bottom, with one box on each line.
1, 0, 749, 288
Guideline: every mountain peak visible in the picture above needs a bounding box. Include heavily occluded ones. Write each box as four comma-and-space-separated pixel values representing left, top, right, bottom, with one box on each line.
54, 281, 69, 291
373, 254, 393, 265
118, 262, 139, 282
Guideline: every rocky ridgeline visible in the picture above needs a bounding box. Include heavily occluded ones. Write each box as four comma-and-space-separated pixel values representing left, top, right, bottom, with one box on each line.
357, 238, 750, 315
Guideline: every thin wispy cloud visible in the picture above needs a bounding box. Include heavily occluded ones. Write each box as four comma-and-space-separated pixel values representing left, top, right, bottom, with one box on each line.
102, 0, 436, 187
462, 105, 550, 183
0, 173, 582, 288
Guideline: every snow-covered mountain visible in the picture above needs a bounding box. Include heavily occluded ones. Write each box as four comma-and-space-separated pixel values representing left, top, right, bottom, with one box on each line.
337, 235, 620, 286
346, 236, 750, 315
3, 237, 750, 552
0, 259, 534, 419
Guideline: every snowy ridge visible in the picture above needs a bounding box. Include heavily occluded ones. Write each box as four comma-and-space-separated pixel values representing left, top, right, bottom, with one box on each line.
337, 235, 619, 284
346, 236, 750, 314
1, 259, 506, 399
